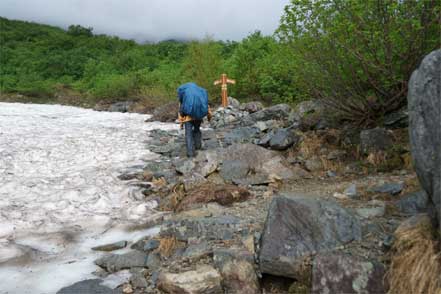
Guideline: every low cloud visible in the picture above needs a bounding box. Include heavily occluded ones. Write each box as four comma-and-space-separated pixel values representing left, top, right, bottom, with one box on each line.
0, 0, 289, 42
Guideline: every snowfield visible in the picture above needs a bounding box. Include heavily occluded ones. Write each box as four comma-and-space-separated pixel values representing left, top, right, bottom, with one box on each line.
0, 103, 178, 294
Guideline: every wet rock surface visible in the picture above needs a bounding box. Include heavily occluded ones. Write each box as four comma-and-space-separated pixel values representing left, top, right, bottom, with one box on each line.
57, 279, 120, 294
92, 241, 128, 252
95, 251, 149, 272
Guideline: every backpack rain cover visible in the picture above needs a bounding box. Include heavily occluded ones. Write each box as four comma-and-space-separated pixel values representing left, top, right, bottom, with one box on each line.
177, 82, 209, 120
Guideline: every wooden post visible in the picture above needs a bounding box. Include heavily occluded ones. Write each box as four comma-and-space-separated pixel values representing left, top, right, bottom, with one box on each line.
214, 73, 236, 107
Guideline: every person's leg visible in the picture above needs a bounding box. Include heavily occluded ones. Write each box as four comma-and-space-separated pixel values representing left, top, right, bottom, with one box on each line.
193, 120, 202, 150
184, 121, 195, 157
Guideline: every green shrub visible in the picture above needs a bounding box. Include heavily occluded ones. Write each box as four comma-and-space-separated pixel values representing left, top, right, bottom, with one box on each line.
278, 0, 441, 126
90, 74, 135, 99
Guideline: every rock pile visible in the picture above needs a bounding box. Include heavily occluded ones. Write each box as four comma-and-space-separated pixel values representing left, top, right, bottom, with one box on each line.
59, 85, 432, 293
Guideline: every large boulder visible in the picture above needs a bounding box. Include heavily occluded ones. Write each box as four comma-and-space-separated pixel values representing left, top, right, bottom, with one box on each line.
227, 97, 241, 108
360, 127, 393, 154
249, 104, 292, 122
384, 107, 408, 128
147, 102, 179, 122
213, 249, 260, 294
95, 251, 148, 272
240, 101, 264, 113
408, 49, 441, 222
268, 128, 301, 150
57, 279, 118, 294
218, 144, 294, 184
109, 101, 134, 113
396, 190, 429, 215
224, 127, 260, 145
259, 194, 361, 278
292, 100, 329, 130
157, 265, 223, 294
160, 216, 243, 242
312, 253, 387, 294
220, 160, 250, 183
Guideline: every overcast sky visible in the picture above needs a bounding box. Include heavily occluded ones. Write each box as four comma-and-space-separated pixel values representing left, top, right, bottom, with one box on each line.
0, 0, 289, 42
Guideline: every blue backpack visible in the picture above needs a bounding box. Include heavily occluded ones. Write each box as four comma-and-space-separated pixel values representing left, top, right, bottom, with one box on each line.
177, 82, 209, 120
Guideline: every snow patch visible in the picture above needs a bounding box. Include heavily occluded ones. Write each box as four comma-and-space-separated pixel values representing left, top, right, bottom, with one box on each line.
0, 103, 178, 294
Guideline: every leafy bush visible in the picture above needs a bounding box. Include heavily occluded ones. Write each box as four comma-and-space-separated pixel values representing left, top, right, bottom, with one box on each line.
90, 74, 136, 98
277, 0, 441, 126
183, 38, 223, 99
15, 79, 55, 98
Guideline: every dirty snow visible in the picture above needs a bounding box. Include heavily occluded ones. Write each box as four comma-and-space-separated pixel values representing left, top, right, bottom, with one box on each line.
0, 103, 178, 294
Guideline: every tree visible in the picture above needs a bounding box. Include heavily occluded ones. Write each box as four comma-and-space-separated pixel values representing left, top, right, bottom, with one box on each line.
278, 0, 441, 126
183, 38, 223, 99
67, 25, 93, 37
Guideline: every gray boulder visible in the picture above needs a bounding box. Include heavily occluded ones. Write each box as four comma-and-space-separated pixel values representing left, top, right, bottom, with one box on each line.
108, 101, 133, 113
147, 102, 179, 122
408, 49, 441, 222
220, 160, 250, 183
160, 216, 243, 242
218, 144, 294, 183
344, 184, 358, 199
175, 159, 196, 175
227, 97, 241, 108
369, 182, 404, 195
157, 265, 222, 294
95, 251, 148, 272
305, 156, 324, 172
384, 107, 408, 128
312, 253, 387, 294
360, 127, 393, 154
92, 241, 127, 252
356, 201, 386, 219
57, 279, 118, 294
396, 190, 429, 215
240, 101, 264, 113
269, 128, 300, 150
224, 127, 260, 145
259, 194, 361, 278
213, 249, 260, 294
293, 100, 329, 130
249, 104, 292, 122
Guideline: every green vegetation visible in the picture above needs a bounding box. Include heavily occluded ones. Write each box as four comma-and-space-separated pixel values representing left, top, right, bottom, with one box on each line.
1, 0, 439, 124
278, 0, 440, 125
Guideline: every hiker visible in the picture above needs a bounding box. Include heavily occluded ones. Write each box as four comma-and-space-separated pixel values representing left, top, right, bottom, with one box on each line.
177, 82, 212, 157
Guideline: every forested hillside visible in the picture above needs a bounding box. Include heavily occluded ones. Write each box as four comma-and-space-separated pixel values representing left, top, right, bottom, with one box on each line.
1, 0, 439, 125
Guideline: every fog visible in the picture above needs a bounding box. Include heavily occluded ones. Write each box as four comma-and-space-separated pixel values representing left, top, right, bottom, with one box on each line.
0, 0, 289, 42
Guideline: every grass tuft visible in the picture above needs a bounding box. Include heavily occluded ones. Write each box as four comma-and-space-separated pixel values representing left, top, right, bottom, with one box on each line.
387, 215, 441, 294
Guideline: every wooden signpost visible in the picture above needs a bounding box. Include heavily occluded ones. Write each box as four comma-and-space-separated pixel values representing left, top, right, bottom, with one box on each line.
214, 73, 236, 107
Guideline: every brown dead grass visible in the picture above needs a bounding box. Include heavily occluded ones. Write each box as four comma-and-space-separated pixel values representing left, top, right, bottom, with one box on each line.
295, 132, 345, 173
158, 237, 181, 258
175, 183, 251, 212
387, 215, 441, 294
367, 151, 387, 166
298, 133, 323, 158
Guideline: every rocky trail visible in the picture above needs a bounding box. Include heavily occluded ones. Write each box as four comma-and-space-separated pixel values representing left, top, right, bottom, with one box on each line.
0, 50, 439, 294
52, 95, 437, 294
